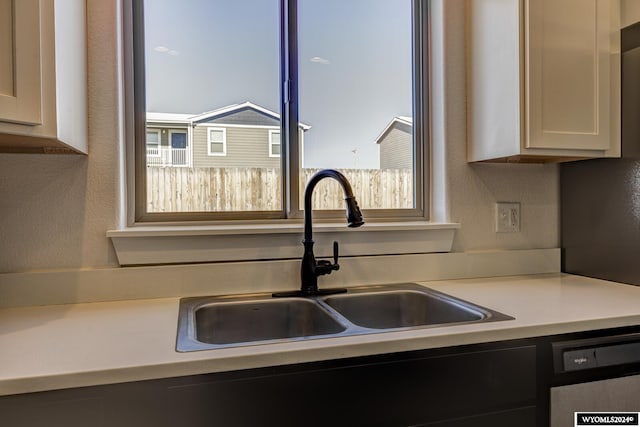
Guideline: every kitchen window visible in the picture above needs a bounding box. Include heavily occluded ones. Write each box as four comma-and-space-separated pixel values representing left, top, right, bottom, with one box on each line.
130, 0, 429, 222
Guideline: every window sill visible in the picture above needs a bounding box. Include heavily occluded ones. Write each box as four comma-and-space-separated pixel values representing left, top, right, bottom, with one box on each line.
107, 221, 460, 266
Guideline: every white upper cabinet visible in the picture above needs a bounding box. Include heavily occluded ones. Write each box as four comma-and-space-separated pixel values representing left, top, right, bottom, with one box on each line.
467, 0, 620, 163
0, 0, 87, 154
0, 0, 41, 126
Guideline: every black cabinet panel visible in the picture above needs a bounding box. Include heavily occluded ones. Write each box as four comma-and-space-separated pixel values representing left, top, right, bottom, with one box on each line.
417, 406, 537, 427
0, 342, 537, 427
166, 345, 537, 427
0, 382, 169, 427
104, 381, 169, 427
1, 393, 105, 427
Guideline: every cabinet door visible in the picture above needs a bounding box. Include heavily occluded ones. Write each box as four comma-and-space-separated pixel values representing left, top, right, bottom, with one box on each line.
466, 0, 524, 162
0, 0, 41, 125
527, 0, 614, 151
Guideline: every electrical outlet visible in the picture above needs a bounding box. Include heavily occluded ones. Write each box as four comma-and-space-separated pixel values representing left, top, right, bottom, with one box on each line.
496, 202, 520, 233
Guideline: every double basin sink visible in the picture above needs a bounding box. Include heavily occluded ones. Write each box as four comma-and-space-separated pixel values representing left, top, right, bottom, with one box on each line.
176, 283, 513, 352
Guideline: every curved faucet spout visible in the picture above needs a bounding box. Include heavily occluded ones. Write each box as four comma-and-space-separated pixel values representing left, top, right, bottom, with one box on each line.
303, 169, 364, 244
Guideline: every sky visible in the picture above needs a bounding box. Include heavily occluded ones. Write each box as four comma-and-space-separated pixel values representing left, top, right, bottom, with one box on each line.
144, 0, 413, 169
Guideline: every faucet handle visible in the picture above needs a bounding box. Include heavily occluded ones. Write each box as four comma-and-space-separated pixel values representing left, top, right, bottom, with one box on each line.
329, 241, 340, 272
315, 241, 340, 276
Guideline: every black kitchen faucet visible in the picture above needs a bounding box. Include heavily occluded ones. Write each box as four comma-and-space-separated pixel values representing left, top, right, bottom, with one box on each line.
273, 169, 364, 297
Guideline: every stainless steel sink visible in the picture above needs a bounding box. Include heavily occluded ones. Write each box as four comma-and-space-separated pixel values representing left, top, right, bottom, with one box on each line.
194, 298, 346, 345
322, 290, 484, 329
176, 283, 513, 352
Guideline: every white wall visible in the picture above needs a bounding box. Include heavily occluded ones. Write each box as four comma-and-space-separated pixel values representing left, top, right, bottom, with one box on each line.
621, 0, 640, 28
437, 0, 559, 253
0, 1, 121, 272
0, 0, 559, 274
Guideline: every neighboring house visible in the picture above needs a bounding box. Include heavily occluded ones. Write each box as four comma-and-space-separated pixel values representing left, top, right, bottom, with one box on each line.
145, 102, 309, 168
375, 116, 413, 170
145, 113, 192, 167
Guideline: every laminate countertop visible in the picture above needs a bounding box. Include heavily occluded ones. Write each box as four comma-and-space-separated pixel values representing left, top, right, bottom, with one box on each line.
2, 273, 640, 396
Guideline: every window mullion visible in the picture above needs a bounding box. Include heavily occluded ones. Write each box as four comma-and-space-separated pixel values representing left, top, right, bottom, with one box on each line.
413, 0, 428, 219
281, 0, 301, 218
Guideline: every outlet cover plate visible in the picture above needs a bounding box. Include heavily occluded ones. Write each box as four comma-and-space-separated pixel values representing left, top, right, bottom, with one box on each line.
496, 202, 520, 233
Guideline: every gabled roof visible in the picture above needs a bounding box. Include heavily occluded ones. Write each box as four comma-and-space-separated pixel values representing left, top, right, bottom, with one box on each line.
190, 101, 275, 123
146, 101, 311, 130
375, 116, 413, 144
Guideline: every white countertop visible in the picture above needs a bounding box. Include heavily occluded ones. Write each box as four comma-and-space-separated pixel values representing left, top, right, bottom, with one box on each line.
2, 273, 640, 396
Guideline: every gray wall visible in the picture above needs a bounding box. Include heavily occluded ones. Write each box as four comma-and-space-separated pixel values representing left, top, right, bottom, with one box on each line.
192, 125, 280, 168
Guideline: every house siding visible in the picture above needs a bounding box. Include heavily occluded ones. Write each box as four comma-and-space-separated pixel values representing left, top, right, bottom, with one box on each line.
192, 125, 281, 168
379, 122, 413, 170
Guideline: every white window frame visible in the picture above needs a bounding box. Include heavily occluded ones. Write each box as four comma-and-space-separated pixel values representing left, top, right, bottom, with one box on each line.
268, 129, 280, 158
111, 0, 460, 265
206, 127, 227, 156
129, 0, 429, 223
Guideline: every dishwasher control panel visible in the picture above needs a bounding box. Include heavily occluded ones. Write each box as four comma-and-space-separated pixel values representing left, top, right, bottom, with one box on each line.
553, 333, 640, 373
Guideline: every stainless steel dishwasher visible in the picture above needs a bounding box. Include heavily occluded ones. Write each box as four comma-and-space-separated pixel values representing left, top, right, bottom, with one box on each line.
550, 333, 640, 426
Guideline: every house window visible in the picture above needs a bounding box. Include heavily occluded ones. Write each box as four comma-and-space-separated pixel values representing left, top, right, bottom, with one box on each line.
146, 130, 160, 156
131, 0, 428, 221
170, 130, 186, 148
208, 128, 227, 156
269, 130, 280, 158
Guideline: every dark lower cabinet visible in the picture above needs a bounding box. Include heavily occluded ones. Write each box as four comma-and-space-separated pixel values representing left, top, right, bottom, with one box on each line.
0, 341, 538, 427
2, 394, 105, 427
166, 344, 537, 427
417, 407, 537, 427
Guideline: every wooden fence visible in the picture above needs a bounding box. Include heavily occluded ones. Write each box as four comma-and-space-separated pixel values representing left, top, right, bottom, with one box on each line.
146, 167, 413, 212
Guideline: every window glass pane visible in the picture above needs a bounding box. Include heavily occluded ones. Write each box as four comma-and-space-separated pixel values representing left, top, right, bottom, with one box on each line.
209, 129, 224, 143
143, 0, 281, 213
171, 132, 187, 149
270, 131, 280, 156
298, 0, 415, 210
146, 131, 161, 161
146, 131, 159, 144
271, 131, 280, 144
208, 129, 225, 154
